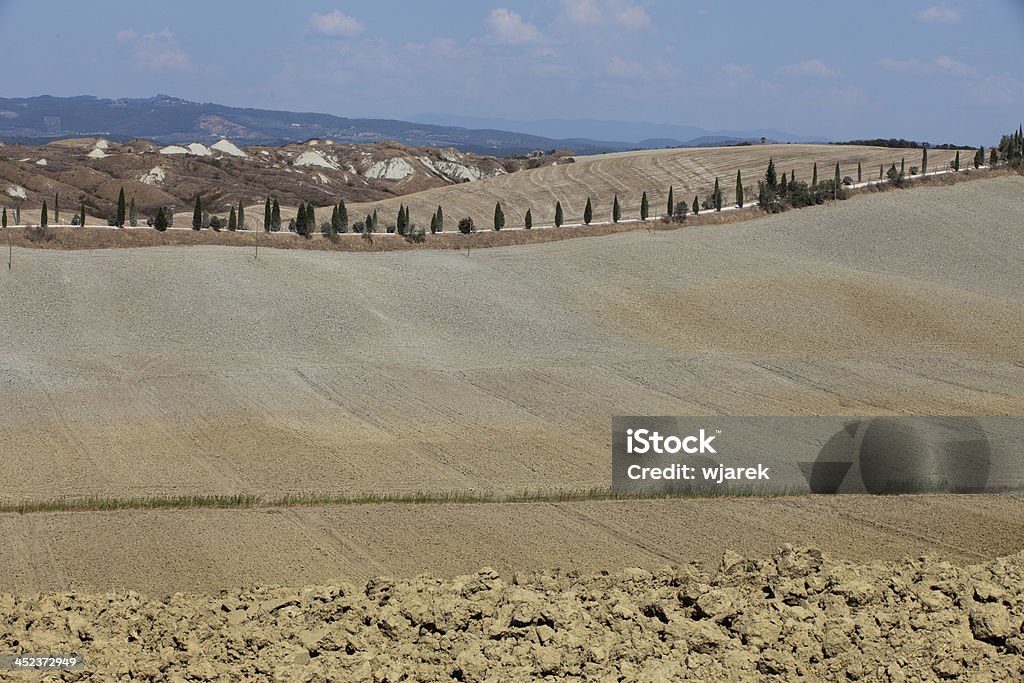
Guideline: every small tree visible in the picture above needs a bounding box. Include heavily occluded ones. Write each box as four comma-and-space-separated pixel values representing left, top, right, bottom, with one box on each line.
583, 197, 593, 225
228, 206, 237, 230
338, 198, 348, 233
713, 177, 722, 211
666, 186, 674, 216
331, 204, 341, 236
922, 148, 928, 175
41, 200, 48, 228
990, 148, 998, 166
193, 195, 202, 230
612, 195, 621, 223
458, 216, 475, 234
953, 150, 960, 171
154, 207, 169, 231
673, 201, 688, 223
271, 199, 281, 232
640, 191, 649, 220
555, 201, 563, 227
210, 215, 222, 231
692, 195, 699, 216
264, 197, 272, 232
524, 208, 533, 230
129, 197, 137, 227
493, 202, 505, 230
735, 170, 744, 208
116, 187, 126, 227
974, 146, 984, 169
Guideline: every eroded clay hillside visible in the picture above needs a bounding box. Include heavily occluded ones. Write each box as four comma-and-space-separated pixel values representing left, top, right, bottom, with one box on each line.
0, 136, 569, 221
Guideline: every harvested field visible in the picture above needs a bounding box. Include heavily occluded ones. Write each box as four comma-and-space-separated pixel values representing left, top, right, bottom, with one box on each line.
344, 143, 974, 229
1, 173, 1022, 679
3, 546, 1022, 681
1, 176, 1022, 507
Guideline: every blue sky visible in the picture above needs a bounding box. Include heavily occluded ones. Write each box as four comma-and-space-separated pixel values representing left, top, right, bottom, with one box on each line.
1, 1, 1021, 143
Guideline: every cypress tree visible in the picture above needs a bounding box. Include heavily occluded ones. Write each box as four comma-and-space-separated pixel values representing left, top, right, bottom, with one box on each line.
430, 211, 439, 234
834, 163, 841, 199
331, 205, 341, 235
154, 207, 168, 231
238, 201, 245, 230
228, 205, 237, 230
525, 208, 533, 229
612, 195, 621, 223
2, 207, 7, 228
193, 195, 202, 230
54, 193, 59, 224
766, 158, 777, 191
811, 163, 818, 189
271, 199, 281, 231
640, 191, 649, 220
15, 208, 19, 224
900, 157, 905, 176
975, 146, 984, 168
858, 162, 862, 183
791, 169, 796, 184
79, 203, 85, 228
880, 164, 884, 180
264, 197, 272, 232
116, 187, 126, 227
372, 209, 378, 232
365, 213, 374, 233
735, 170, 744, 208
338, 198, 348, 232
692, 195, 699, 216
307, 204, 316, 235
953, 150, 960, 171
583, 197, 593, 225
555, 201, 563, 227
436, 205, 443, 232
922, 148, 928, 175
396, 205, 405, 234
296, 203, 306, 234
41, 200, 48, 228
780, 173, 788, 196
667, 186, 674, 216
493, 202, 504, 230
129, 197, 137, 227
989, 148, 998, 166
713, 177, 722, 211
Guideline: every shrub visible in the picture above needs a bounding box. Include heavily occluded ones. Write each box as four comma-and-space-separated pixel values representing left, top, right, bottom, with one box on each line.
672, 201, 689, 223
458, 217, 475, 234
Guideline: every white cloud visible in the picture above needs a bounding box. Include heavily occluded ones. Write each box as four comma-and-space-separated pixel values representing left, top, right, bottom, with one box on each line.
562, 0, 602, 25
970, 74, 1024, 106
309, 10, 365, 38
781, 59, 839, 78
615, 5, 650, 29
917, 4, 961, 24
878, 55, 976, 77
115, 28, 192, 72
486, 8, 543, 44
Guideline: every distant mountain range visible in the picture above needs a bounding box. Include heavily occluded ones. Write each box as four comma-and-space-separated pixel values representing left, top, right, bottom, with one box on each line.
0, 95, 828, 155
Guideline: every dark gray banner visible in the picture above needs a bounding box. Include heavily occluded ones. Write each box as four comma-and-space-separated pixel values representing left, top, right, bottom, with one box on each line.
611, 416, 1024, 495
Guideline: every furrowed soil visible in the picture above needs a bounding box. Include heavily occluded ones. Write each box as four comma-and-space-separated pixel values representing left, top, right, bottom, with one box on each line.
0, 176, 1022, 680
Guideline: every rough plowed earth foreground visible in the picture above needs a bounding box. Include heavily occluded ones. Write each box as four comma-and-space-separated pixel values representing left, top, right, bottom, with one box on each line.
3, 546, 1022, 681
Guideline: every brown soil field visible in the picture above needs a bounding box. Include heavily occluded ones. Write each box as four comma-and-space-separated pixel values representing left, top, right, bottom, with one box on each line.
0, 175, 1022, 680
1, 176, 1021, 506
3, 546, 1023, 681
